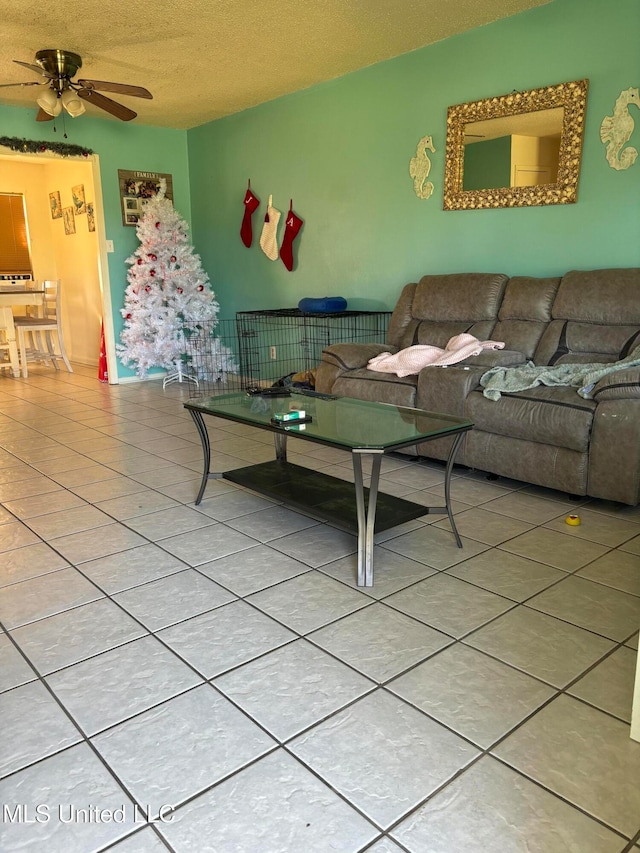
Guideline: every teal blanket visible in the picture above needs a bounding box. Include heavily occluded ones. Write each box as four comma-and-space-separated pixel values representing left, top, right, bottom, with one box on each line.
480, 346, 640, 401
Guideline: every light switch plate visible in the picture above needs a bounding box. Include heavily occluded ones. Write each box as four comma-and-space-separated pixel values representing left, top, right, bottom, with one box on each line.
105, 240, 114, 253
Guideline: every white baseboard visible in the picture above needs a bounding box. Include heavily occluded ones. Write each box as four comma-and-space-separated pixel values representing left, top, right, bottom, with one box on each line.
117, 371, 167, 385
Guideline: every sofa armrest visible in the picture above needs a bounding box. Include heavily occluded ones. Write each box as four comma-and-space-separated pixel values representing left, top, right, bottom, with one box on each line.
589, 368, 640, 401
315, 342, 397, 394
583, 371, 640, 502
464, 349, 527, 368
321, 342, 396, 370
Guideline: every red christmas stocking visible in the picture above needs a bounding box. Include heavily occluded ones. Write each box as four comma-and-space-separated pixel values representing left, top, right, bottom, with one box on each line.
279, 203, 303, 271
240, 181, 260, 247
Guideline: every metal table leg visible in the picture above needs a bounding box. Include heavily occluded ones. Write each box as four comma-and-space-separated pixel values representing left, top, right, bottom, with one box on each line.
274, 431, 287, 462
353, 450, 382, 587
189, 409, 221, 505
444, 431, 465, 548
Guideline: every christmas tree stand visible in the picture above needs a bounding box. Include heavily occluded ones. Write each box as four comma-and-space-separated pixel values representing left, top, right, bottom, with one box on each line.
163, 363, 199, 389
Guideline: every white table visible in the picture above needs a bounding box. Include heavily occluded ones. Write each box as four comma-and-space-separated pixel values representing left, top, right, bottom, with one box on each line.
0, 289, 45, 378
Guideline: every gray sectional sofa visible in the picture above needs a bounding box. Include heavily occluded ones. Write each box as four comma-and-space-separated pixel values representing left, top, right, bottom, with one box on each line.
316, 268, 640, 505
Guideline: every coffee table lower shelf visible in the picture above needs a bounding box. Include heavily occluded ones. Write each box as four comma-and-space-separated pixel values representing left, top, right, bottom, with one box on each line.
223, 459, 429, 534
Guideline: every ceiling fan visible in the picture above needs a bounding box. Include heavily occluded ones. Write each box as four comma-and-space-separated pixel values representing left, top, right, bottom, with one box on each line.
0, 49, 152, 121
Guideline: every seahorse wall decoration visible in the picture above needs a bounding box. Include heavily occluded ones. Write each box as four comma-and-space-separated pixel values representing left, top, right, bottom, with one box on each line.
409, 136, 436, 199
600, 87, 640, 170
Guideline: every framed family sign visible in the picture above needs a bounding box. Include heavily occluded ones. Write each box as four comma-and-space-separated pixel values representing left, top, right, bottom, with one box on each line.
118, 169, 174, 226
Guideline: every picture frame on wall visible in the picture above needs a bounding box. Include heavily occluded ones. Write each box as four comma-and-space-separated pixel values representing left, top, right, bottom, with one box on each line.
87, 202, 95, 233
117, 169, 173, 226
122, 196, 141, 224
63, 206, 76, 235
49, 191, 62, 219
72, 184, 86, 215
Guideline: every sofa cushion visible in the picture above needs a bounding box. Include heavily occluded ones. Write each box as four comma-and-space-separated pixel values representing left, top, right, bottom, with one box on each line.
465, 386, 596, 453
491, 276, 561, 358
552, 268, 640, 324
534, 319, 640, 365
398, 319, 497, 349
534, 268, 640, 364
393, 273, 509, 350
412, 273, 508, 321
387, 283, 417, 349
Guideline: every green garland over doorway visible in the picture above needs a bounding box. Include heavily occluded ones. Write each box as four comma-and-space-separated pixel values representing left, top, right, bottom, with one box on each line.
0, 136, 93, 157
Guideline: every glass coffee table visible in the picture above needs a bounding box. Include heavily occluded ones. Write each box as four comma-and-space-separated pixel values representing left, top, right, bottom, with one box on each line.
185, 392, 473, 586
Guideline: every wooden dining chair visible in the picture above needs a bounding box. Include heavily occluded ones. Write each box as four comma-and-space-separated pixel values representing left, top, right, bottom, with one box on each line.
14, 280, 73, 377
0, 283, 27, 375
0, 322, 12, 375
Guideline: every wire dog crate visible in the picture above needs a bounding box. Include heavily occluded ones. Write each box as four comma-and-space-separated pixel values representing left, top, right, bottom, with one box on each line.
184, 309, 391, 397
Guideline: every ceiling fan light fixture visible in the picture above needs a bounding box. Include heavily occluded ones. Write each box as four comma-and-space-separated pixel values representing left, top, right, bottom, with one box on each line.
36, 86, 61, 116
7, 50, 151, 122
61, 88, 86, 117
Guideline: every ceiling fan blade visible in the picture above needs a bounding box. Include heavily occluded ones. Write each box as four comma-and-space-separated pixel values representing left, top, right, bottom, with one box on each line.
13, 59, 53, 77
36, 108, 54, 122
0, 81, 43, 88
77, 88, 137, 121
77, 79, 152, 99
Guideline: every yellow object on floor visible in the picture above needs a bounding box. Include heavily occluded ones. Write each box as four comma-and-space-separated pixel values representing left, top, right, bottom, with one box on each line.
565, 514, 581, 526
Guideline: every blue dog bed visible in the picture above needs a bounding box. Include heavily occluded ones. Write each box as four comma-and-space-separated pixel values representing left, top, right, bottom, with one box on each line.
298, 296, 347, 313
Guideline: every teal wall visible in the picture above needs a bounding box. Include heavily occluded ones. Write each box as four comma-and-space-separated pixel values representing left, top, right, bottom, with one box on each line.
187, 0, 640, 320
1, 0, 638, 379
0, 104, 190, 378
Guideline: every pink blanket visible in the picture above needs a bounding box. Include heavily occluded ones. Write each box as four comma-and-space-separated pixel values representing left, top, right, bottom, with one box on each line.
367, 333, 505, 377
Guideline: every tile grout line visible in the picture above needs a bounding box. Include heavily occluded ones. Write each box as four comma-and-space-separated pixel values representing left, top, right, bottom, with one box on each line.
1, 370, 639, 847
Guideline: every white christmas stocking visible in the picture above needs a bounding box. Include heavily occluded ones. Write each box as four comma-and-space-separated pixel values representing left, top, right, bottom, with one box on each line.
259, 194, 281, 261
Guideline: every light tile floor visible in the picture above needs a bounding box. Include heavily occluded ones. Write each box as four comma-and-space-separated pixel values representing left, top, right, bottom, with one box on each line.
0, 364, 639, 852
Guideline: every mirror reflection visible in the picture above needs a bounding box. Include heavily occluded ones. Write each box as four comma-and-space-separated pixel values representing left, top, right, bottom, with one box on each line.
463, 108, 564, 190
443, 79, 589, 210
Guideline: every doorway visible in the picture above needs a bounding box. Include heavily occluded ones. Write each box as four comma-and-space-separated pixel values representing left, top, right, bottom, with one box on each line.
0, 150, 115, 380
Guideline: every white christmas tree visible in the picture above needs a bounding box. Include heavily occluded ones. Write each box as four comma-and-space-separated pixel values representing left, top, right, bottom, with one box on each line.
117, 182, 236, 385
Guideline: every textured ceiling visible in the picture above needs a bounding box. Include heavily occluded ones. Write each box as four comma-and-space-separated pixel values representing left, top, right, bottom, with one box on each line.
0, 0, 551, 130
465, 107, 564, 142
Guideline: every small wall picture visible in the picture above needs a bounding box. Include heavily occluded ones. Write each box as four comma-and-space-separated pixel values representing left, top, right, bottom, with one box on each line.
63, 206, 76, 235
72, 184, 86, 215
49, 190, 62, 219
86, 202, 95, 233
123, 196, 142, 225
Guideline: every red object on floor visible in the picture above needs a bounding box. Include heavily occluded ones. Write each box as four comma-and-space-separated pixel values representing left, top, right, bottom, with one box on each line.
98, 320, 108, 382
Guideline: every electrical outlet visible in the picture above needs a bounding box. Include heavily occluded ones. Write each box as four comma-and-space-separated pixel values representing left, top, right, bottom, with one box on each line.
269, 346, 277, 360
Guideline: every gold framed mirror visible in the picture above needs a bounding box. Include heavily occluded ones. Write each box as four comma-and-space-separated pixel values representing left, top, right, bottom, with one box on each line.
443, 79, 589, 210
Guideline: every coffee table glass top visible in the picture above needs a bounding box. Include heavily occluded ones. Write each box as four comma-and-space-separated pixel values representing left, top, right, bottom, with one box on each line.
185, 392, 472, 452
